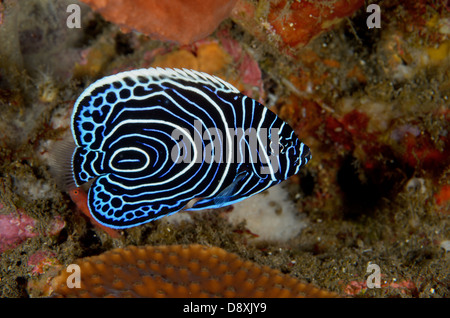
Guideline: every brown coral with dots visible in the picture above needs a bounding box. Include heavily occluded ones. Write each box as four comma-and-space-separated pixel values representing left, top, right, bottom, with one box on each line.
50, 244, 338, 298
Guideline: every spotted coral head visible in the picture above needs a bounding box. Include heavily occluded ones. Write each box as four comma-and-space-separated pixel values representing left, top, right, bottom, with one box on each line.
50, 244, 338, 298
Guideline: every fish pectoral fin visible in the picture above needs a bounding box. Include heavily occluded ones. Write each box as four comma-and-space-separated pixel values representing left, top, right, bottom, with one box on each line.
182, 197, 205, 210
183, 197, 214, 211
183, 188, 234, 211
212, 170, 247, 206
186, 170, 249, 211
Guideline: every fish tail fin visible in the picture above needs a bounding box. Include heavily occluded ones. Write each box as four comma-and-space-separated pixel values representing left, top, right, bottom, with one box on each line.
48, 135, 78, 192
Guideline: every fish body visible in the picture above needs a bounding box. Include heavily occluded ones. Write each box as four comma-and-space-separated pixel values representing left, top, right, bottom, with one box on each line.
70, 68, 311, 229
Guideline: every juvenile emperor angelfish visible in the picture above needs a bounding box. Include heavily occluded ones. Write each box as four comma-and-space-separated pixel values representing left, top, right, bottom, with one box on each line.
69, 68, 311, 229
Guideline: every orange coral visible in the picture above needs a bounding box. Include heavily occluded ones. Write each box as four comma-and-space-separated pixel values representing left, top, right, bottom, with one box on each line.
267, 0, 364, 48
80, 0, 237, 45
150, 42, 231, 75
50, 244, 338, 298
435, 185, 450, 208
231, 0, 364, 52
149, 40, 263, 99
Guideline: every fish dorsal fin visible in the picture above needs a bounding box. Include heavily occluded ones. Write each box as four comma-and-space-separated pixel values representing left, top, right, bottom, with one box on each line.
77, 68, 239, 103
159, 68, 240, 93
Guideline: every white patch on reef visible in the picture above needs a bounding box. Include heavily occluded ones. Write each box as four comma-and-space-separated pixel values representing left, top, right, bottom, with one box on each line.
161, 211, 193, 225
392, 64, 414, 81
226, 183, 307, 242
36, 100, 73, 164
438, 18, 450, 35
13, 177, 56, 201
339, 97, 394, 133
440, 240, 450, 252
405, 177, 426, 194
49, 104, 72, 131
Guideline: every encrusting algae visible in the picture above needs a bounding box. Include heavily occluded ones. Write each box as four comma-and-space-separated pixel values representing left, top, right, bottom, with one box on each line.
50, 244, 338, 298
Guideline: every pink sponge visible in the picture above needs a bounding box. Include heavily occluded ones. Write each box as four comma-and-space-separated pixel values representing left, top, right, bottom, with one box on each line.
0, 208, 65, 254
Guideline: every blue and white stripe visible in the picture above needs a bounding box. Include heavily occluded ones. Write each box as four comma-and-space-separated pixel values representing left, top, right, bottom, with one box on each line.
71, 68, 311, 228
